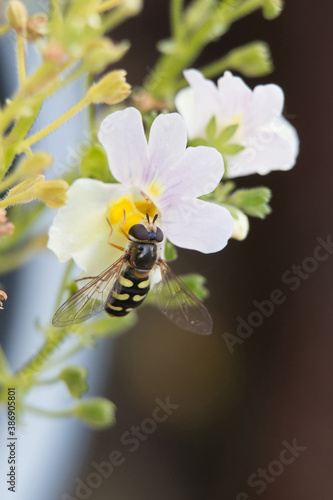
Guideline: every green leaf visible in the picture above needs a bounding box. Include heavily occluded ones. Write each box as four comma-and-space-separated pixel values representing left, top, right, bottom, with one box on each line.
71, 397, 116, 429
164, 239, 178, 262
200, 181, 236, 203
3, 96, 44, 172
205, 115, 217, 140
59, 366, 88, 398
178, 273, 210, 302
217, 124, 239, 144
227, 187, 272, 218
142, 110, 159, 133
189, 138, 208, 147
80, 144, 115, 183
222, 143, 245, 156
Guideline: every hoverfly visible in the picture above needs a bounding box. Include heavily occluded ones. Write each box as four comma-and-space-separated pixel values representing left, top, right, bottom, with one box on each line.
52, 214, 213, 335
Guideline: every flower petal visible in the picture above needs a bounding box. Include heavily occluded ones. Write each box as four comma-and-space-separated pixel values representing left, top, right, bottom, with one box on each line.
216, 71, 252, 126
98, 107, 149, 187
47, 179, 127, 275
175, 69, 220, 139
227, 129, 298, 178
146, 113, 188, 186
156, 146, 225, 210
162, 198, 234, 253
249, 84, 284, 130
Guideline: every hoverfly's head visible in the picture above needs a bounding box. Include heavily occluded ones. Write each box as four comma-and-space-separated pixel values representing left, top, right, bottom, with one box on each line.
128, 213, 163, 243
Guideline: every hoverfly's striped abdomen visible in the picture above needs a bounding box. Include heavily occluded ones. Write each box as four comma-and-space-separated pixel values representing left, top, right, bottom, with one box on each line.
104, 266, 150, 317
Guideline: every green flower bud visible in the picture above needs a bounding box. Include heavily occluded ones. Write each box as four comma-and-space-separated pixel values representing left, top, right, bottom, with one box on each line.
226, 42, 273, 77
59, 366, 88, 398
123, 0, 143, 15
87, 70, 131, 105
71, 398, 116, 429
261, 0, 284, 19
7, 1, 27, 32
32, 178, 69, 208
227, 187, 272, 219
18, 152, 53, 178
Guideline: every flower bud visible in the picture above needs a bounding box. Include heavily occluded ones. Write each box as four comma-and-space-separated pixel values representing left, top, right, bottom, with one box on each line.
26, 13, 48, 42
42, 42, 68, 64
123, 0, 143, 15
7, 1, 28, 32
33, 178, 69, 208
226, 42, 273, 77
230, 208, 249, 241
261, 0, 284, 19
87, 70, 131, 105
71, 398, 116, 428
0, 210, 14, 237
83, 38, 129, 74
18, 152, 53, 178
59, 366, 88, 398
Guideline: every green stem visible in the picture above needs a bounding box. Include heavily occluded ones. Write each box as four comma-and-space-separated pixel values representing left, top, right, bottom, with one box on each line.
19, 96, 89, 151
34, 376, 59, 386
16, 34, 27, 87
144, 0, 262, 100
25, 405, 70, 418
170, 0, 184, 39
198, 55, 231, 80
54, 260, 74, 311
0, 25, 10, 36
0, 165, 24, 192
47, 339, 85, 369
16, 328, 69, 387
102, 3, 138, 32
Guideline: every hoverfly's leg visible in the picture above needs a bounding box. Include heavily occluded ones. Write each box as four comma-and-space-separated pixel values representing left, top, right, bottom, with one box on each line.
106, 218, 126, 251
119, 209, 130, 240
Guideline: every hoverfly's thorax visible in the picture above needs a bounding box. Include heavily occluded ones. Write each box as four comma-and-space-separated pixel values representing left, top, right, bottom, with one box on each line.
129, 242, 158, 271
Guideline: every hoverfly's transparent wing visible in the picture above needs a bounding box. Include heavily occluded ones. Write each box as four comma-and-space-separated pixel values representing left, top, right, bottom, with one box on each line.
154, 260, 213, 335
52, 256, 127, 327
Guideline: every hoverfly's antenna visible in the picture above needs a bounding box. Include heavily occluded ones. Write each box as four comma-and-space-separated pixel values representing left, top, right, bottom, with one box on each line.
146, 213, 159, 233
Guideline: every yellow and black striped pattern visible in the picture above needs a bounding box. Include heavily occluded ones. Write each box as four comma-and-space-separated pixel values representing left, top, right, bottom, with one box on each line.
104, 267, 150, 317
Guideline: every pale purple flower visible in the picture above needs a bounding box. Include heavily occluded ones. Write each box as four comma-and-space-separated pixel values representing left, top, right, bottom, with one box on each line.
175, 69, 299, 178
48, 108, 234, 276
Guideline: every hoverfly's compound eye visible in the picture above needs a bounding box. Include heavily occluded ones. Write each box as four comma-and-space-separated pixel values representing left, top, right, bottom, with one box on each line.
155, 227, 164, 242
129, 224, 149, 241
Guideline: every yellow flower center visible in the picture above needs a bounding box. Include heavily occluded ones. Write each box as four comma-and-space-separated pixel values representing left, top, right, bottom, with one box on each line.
107, 192, 159, 235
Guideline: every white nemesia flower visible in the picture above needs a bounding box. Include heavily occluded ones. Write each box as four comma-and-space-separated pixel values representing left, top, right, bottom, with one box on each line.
48, 107, 234, 277
175, 69, 299, 178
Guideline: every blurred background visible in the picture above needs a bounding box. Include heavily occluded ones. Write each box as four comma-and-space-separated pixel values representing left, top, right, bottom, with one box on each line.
1, 0, 333, 499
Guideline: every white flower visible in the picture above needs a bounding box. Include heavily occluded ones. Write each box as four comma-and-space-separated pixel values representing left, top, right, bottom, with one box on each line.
175, 69, 299, 178
47, 108, 234, 276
